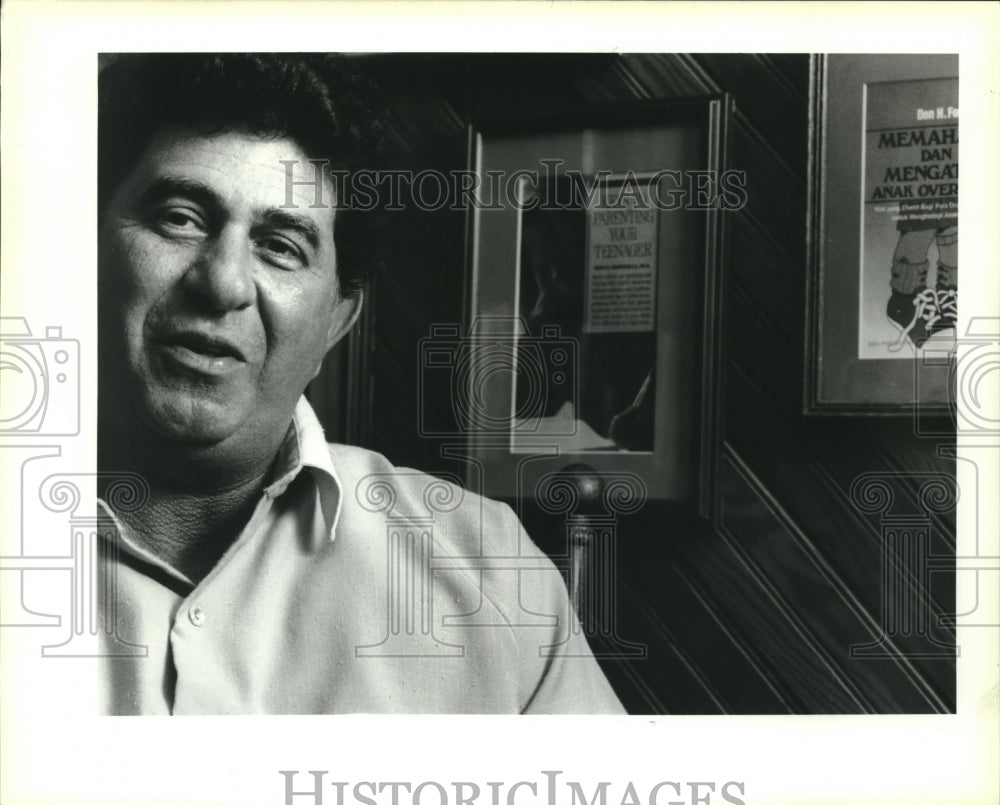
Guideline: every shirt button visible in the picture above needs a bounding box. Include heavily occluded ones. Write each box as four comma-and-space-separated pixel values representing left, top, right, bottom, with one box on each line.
188, 606, 206, 627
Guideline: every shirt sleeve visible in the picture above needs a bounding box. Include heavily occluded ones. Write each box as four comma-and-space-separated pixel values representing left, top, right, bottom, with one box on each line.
520, 616, 628, 715
483, 502, 627, 715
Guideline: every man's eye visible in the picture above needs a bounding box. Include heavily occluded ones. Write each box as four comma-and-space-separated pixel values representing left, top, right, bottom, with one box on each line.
154, 207, 204, 233
256, 236, 305, 268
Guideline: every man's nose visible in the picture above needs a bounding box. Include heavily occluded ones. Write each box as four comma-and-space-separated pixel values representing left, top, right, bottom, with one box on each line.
183, 226, 256, 311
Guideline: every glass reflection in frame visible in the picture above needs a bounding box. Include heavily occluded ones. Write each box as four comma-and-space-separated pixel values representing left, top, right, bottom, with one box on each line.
513, 177, 657, 454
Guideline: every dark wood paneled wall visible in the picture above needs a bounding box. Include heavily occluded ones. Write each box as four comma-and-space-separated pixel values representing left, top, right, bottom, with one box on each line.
314, 54, 955, 713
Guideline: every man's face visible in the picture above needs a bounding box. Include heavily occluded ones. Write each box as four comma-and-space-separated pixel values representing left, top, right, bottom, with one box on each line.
99, 129, 359, 450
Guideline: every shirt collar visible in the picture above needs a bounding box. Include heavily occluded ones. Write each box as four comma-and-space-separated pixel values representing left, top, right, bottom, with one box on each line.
266, 396, 344, 545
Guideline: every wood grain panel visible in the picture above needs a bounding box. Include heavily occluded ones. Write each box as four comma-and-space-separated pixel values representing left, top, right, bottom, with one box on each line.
314, 53, 955, 713
720, 448, 952, 712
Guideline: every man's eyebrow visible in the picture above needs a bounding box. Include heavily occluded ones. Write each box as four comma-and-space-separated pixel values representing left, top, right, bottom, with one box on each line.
136, 176, 222, 210
259, 209, 322, 252
134, 176, 323, 251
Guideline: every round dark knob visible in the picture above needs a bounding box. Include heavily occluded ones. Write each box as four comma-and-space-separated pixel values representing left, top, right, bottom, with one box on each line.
559, 462, 604, 516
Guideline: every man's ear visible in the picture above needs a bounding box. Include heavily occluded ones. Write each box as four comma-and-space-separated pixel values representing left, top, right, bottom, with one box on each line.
312, 290, 364, 381
325, 289, 364, 351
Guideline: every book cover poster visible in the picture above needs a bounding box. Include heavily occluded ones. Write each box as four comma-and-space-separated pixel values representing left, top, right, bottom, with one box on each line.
584, 179, 659, 334
514, 177, 657, 453
858, 76, 958, 359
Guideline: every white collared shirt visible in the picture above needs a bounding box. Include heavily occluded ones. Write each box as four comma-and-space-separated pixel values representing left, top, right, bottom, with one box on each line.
98, 398, 625, 714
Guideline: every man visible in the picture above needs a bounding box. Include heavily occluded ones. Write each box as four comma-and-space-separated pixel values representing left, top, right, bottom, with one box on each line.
96, 53, 624, 714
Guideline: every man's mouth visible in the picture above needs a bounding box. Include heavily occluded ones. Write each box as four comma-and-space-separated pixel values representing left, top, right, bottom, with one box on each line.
157, 331, 247, 375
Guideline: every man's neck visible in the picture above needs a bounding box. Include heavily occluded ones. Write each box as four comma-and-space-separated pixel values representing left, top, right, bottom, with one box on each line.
98, 416, 289, 584
113, 476, 272, 583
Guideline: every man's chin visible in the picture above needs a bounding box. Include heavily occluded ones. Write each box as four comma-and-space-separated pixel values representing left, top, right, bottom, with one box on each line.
136, 396, 244, 447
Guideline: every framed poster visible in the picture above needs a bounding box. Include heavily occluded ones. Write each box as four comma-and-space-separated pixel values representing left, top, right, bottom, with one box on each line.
805, 54, 958, 414
449, 97, 731, 520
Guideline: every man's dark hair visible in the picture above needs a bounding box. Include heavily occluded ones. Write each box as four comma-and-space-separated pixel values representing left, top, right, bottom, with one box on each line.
98, 53, 387, 298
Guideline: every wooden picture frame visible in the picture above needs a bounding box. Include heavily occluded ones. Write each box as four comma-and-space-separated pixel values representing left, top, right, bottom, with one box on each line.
805, 54, 958, 415
447, 97, 730, 522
